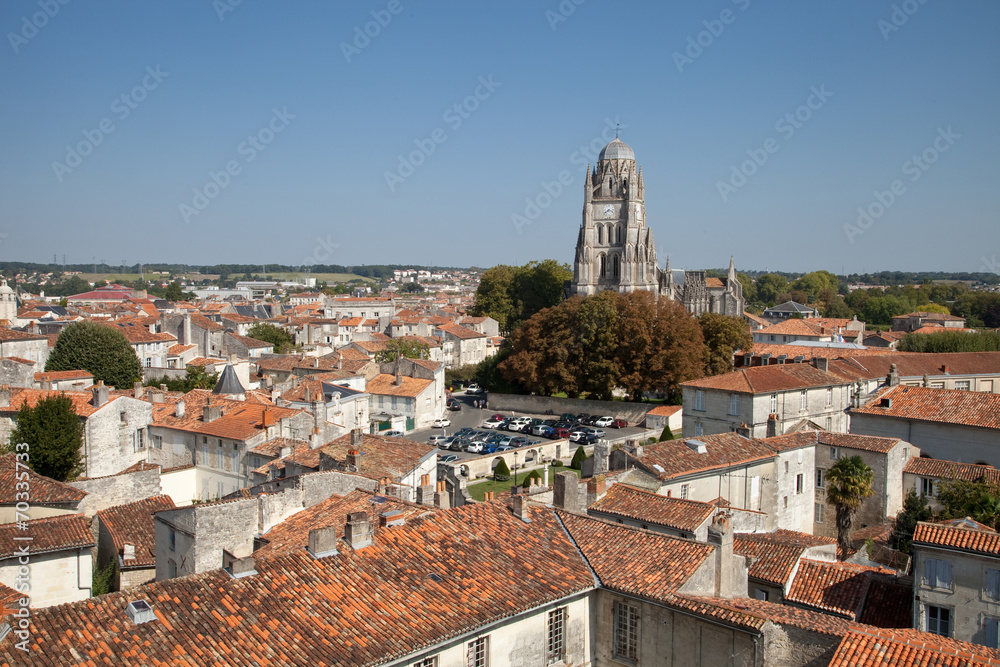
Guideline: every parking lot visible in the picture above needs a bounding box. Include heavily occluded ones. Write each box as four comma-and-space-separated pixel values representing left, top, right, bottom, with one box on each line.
406, 391, 654, 461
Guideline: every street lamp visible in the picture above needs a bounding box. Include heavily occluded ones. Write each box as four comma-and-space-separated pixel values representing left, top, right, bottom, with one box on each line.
513, 451, 518, 487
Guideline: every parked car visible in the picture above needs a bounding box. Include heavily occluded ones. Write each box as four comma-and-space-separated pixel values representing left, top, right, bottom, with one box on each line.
571, 432, 600, 444
449, 438, 469, 451
456, 427, 475, 436
531, 424, 553, 437
510, 436, 529, 447
560, 413, 576, 422
548, 427, 570, 439
383, 430, 404, 437
438, 454, 459, 463
429, 435, 449, 446
482, 419, 503, 429
594, 416, 615, 427
465, 383, 481, 394
576, 413, 590, 424
466, 442, 486, 454
447, 399, 462, 411
611, 418, 628, 428
433, 417, 451, 428
495, 445, 514, 452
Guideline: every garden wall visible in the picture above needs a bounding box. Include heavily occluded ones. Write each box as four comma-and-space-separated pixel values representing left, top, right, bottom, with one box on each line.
486, 393, 656, 426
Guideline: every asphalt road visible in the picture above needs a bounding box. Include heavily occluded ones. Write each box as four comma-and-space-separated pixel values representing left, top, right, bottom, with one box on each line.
408, 391, 652, 460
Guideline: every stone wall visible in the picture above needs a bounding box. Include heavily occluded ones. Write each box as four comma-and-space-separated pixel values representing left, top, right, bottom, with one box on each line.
762, 622, 842, 667
487, 393, 655, 426
70, 465, 162, 516
0, 549, 91, 609
301, 470, 377, 508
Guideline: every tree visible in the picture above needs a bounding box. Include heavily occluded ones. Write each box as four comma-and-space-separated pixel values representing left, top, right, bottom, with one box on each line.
936, 477, 1000, 530
399, 282, 424, 293
246, 323, 295, 354
888, 489, 932, 555
659, 425, 674, 441
164, 281, 184, 301
471, 260, 572, 335
755, 274, 789, 305
899, 331, 1000, 353
92, 559, 117, 596
470, 265, 518, 334
521, 469, 542, 488
145, 366, 218, 392
493, 458, 511, 482
570, 445, 587, 470
791, 271, 839, 301
46, 321, 142, 389
825, 455, 875, 555
698, 313, 752, 376
375, 338, 431, 363
8, 395, 84, 481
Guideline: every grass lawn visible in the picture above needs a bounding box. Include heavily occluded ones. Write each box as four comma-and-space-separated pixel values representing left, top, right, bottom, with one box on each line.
466, 466, 581, 501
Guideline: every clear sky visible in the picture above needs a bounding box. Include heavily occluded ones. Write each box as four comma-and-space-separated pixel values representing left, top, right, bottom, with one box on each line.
1, 0, 997, 275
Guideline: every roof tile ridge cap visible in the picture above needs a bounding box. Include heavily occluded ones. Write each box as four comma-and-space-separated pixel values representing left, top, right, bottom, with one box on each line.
552, 511, 603, 590
742, 368, 753, 393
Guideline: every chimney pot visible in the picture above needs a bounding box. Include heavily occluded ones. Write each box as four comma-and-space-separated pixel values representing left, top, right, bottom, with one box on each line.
175, 400, 185, 418
344, 511, 372, 550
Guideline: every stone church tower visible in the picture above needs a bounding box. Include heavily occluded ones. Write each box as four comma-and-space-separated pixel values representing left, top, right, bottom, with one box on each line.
570, 138, 659, 296
0, 281, 16, 325
569, 137, 745, 317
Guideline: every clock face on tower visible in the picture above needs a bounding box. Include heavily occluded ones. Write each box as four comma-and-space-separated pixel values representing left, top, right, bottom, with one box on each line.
603, 204, 615, 218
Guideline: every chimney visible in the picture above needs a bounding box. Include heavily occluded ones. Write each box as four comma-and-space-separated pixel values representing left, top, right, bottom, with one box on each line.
434, 480, 451, 510
812, 357, 829, 372
222, 551, 257, 578
313, 357, 319, 368
351, 428, 364, 448
923, 374, 931, 387
279, 445, 292, 458
766, 414, 778, 438
416, 474, 434, 506
261, 408, 275, 427
41, 380, 52, 391
151, 391, 164, 404
735, 423, 751, 438
307, 526, 339, 559
553, 471, 581, 513
310, 429, 322, 448
175, 400, 185, 418
133, 381, 144, 399
380, 510, 406, 527
511, 492, 531, 523
183, 313, 192, 346
346, 449, 360, 470
344, 512, 372, 550
708, 512, 738, 598
587, 474, 607, 497
122, 543, 135, 561
304, 386, 311, 402
395, 370, 402, 386
203, 402, 223, 423
941, 364, 949, 375
91, 381, 109, 407
159, 384, 167, 392
593, 441, 610, 476
887, 363, 900, 387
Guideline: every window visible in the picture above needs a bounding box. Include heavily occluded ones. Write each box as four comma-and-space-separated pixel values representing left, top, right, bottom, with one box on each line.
955, 380, 971, 391
800, 390, 808, 411
816, 469, 825, 489
201, 444, 208, 465
729, 393, 739, 416
784, 461, 789, 473
985, 617, 1000, 649
120, 411, 128, 423
796, 474, 804, 494
547, 607, 566, 664
783, 496, 788, 509
814, 503, 824, 523
134, 430, 145, 452
467, 636, 489, 667
926, 605, 951, 636
167, 559, 177, 579
769, 335, 775, 342
924, 558, 953, 590
921, 477, 936, 497
986, 569, 1000, 601
680, 484, 689, 499
770, 393, 777, 413
830, 447, 839, 460
217, 447, 224, 469
695, 390, 704, 411
826, 387, 833, 406
217, 482, 224, 499
169, 529, 175, 551
152, 435, 162, 449
231, 450, 238, 474
753, 588, 768, 601
613, 601, 639, 662
413, 658, 438, 667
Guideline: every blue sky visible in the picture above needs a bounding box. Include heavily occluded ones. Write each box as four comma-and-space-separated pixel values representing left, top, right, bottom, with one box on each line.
1, 0, 997, 275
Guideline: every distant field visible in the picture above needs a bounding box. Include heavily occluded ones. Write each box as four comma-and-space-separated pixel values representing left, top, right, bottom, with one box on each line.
77, 273, 143, 282
74, 272, 372, 284
265, 273, 376, 283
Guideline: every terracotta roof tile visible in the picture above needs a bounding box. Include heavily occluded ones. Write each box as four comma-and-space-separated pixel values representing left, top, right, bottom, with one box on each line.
321, 432, 435, 482
853, 385, 1000, 431
33, 369, 93, 381
588, 483, 714, 533
857, 578, 912, 628
97, 495, 176, 568
682, 362, 860, 393
735, 530, 835, 587
631, 432, 776, 481
0, 453, 87, 505
913, 520, 1000, 556
0, 514, 93, 559
786, 559, 895, 619
904, 458, 1000, 485
365, 373, 433, 398
828, 626, 1000, 666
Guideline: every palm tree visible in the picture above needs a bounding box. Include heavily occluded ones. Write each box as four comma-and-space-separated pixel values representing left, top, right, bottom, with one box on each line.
826, 455, 875, 556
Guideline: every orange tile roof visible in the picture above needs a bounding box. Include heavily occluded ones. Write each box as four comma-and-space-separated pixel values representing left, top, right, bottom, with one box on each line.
828, 626, 1000, 666
559, 511, 714, 602
365, 373, 433, 398
2, 387, 109, 417
0, 453, 87, 505
682, 362, 859, 393
735, 530, 835, 587
758, 319, 830, 337
98, 495, 176, 568
0, 503, 594, 666
151, 390, 304, 441
321, 432, 435, 482
0, 514, 93, 559
786, 559, 896, 619
646, 404, 682, 417
904, 458, 1000, 485
436, 323, 486, 339
857, 578, 913, 628
253, 489, 434, 560
34, 369, 93, 381
631, 433, 777, 481
853, 385, 1000, 431
913, 520, 1000, 557
588, 483, 714, 533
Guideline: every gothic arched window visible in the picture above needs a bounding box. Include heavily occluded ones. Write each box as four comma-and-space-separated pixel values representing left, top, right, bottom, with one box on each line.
597, 226, 603, 244
613, 255, 620, 278
616, 225, 623, 244
599, 255, 606, 278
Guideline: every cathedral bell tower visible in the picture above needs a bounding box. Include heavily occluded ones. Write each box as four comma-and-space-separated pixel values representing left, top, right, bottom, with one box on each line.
571, 136, 658, 296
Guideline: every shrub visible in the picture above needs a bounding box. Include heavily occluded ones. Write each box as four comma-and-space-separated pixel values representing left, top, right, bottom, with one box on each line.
493, 458, 511, 481
659, 425, 673, 441
550, 459, 564, 468
521, 469, 542, 488
570, 446, 587, 470
92, 560, 117, 596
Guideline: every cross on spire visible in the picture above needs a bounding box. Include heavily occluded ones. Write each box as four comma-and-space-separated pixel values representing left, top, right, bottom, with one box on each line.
615, 122, 621, 139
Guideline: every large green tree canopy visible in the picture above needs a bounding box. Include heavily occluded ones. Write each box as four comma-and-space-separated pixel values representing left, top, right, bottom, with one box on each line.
470, 260, 572, 335
8, 394, 84, 481
46, 321, 142, 389
246, 323, 295, 353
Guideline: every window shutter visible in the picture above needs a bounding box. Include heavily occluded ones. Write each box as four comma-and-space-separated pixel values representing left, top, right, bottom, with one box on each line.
940, 560, 952, 588
989, 570, 1000, 600
986, 618, 1000, 649
924, 558, 934, 586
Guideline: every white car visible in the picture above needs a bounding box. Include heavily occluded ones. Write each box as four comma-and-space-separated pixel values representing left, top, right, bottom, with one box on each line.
481, 419, 503, 429
466, 442, 486, 454
465, 383, 481, 394
594, 416, 615, 427
433, 418, 451, 428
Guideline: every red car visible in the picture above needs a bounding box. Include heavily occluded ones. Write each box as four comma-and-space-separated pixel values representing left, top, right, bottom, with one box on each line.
611, 419, 628, 428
